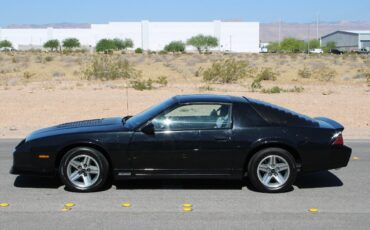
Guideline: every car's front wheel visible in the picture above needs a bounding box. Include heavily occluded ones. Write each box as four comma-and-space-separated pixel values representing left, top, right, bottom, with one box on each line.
59, 147, 109, 192
248, 148, 297, 193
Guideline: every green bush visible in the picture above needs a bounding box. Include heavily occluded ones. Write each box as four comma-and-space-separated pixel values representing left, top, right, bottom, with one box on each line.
158, 50, 168, 55
256, 68, 278, 81
44, 56, 53, 62
262, 86, 282, 94
84, 55, 140, 80
251, 80, 262, 91
23, 71, 35, 79
262, 86, 304, 94
155, 76, 168, 86
135, 48, 143, 54
164, 41, 186, 52
202, 58, 254, 83
131, 79, 153, 90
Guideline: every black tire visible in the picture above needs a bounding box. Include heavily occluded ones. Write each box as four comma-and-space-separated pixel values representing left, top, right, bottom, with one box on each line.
248, 147, 297, 193
59, 147, 109, 192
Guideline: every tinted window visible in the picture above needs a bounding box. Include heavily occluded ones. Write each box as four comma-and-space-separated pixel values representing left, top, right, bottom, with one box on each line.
124, 98, 175, 129
152, 104, 232, 130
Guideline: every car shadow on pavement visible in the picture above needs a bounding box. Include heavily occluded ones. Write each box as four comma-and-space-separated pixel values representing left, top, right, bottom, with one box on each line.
294, 170, 343, 189
114, 179, 246, 190
12, 170, 343, 191
14, 175, 62, 189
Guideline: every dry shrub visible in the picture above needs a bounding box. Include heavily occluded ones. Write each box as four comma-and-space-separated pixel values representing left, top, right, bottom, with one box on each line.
315, 67, 337, 81
84, 55, 141, 80
298, 65, 312, 78
202, 58, 254, 83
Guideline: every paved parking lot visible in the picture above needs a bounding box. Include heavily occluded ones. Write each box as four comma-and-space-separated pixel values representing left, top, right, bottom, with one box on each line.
0, 139, 369, 230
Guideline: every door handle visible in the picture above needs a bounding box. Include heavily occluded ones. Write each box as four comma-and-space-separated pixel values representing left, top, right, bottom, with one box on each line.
214, 137, 230, 142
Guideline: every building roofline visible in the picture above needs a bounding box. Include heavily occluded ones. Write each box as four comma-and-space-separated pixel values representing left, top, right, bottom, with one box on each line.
321, 30, 358, 39
321, 30, 370, 39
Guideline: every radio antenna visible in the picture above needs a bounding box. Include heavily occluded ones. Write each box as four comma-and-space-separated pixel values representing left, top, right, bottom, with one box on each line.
125, 83, 129, 116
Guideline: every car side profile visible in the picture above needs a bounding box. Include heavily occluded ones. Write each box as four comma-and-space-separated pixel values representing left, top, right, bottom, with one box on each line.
11, 94, 352, 193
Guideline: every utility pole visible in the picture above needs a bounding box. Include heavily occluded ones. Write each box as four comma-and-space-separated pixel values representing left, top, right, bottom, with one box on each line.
308, 22, 311, 53
278, 18, 282, 47
316, 12, 320, 40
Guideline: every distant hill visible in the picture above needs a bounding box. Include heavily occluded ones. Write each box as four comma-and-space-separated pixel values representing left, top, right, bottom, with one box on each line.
5, 23, 90, 29
4, 21, 370, 42
261, 21, 370, 42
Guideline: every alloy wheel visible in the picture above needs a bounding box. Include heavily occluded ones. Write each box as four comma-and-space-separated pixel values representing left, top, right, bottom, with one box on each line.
66, 154, 100, 188
256, 155, 290, 188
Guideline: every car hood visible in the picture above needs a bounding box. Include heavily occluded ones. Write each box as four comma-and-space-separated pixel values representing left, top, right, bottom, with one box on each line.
26, 117, 127, 141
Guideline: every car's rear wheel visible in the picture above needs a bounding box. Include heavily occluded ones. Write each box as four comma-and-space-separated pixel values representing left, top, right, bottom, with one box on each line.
59, 147, 109, 192
248, 148, 297, 193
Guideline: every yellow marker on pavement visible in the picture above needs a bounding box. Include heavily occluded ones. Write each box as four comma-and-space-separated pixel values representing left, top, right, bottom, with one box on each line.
183, 207, 193, 212
61, 207, 71, 212
0, 203, 9, 207
183, 203, 192, 208
64, 202, 75, 208
308, 208, 318, 213
121, 202, 131, 208
353, 156, 360, 160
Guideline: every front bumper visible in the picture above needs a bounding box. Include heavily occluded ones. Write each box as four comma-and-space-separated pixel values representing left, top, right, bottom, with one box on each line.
11, 142, 56, 176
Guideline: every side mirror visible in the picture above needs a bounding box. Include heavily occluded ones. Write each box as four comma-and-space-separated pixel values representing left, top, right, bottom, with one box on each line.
141, 122, 155, 135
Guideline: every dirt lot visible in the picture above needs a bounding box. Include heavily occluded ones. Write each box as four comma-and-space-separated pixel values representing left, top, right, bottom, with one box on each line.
0, 52, 369, 139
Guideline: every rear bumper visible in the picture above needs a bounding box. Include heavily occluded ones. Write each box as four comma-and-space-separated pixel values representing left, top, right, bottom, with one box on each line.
327, 145, 352, 169
302, 145, 352, 172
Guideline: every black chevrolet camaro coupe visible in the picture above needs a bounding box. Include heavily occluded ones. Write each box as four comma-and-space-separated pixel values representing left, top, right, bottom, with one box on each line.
11, 94, 351, 193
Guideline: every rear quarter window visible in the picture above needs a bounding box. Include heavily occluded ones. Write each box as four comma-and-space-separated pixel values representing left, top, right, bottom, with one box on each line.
247, 98, 319, 127
233, 102, 267, 127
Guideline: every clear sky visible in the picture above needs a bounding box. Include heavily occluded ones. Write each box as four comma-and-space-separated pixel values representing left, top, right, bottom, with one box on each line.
0, 0, 369, 26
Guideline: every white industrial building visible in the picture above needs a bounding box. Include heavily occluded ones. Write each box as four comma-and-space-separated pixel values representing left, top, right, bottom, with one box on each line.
0, 20, 260, 53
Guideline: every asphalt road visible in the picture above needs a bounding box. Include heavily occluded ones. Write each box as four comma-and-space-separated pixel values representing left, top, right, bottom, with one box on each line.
0, 139, 369, 230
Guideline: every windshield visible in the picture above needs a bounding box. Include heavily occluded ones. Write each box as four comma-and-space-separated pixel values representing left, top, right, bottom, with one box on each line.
124, 98, 176, 129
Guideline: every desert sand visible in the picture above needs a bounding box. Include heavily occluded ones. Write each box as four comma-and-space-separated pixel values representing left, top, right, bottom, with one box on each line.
0, 52, 369, 139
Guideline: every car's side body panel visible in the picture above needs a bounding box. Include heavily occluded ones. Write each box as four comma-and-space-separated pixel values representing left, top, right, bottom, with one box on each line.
11, 94, 352, 181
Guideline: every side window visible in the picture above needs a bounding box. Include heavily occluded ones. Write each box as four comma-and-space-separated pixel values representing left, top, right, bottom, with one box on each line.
152, 104, 232, 130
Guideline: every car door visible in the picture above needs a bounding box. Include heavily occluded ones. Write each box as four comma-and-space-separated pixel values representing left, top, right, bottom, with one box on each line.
129, 129, 199, 176
129, 103, 202, 176
192, 103, 235, 175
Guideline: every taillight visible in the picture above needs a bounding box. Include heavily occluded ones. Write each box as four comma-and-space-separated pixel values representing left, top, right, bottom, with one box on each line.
332, 133, 344, 145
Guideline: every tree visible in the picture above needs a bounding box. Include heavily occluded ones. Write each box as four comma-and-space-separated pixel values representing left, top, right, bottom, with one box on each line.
43, 39, 60, 51
62, 38, 80, 49
0, 40, 12, 49
96, 39, 116, 52
323, 41, 336, 53
266, 42, 281, 53
280, 38, 305, 53
164, 41, 186, 52
187, 34, 218, 53
113, 38, 134, 50
307, 39, 320, 49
